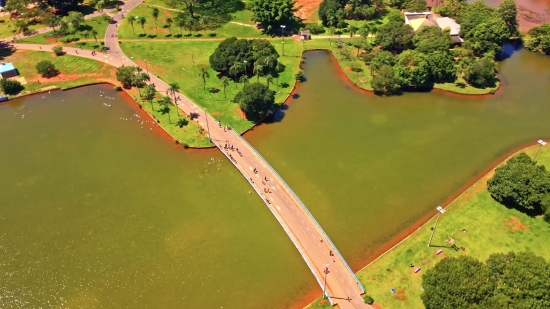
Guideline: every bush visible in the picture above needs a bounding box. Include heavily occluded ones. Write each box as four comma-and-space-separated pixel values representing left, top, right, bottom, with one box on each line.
60, 35, 79, 43
52, 46, 64, 56
350, 62, 362, 72
233, 82, 275, 119
35, 60, 58, 78
363, 295, 374, 305
305, 23, 325, 34
177, 118, 189, 128
113, 85, 122, 91
0, 79, 24, 95
295, 70, 304, 81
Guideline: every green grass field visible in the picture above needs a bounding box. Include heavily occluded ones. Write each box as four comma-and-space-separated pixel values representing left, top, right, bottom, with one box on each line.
119, 39, 301, 133
16, 15, 111, 45
118, 4, 262, 40
309, 145, 550, 309
3, 50, 114, 96
0, 16, 48, 39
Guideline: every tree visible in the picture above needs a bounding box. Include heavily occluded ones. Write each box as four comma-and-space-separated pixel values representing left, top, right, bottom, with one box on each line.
266, 74, 274, 88
128, 15, 137, 35
167, 82, 180, 103
165, 17, 173, 35
421, 256, 495, 309
96, 0, 105, 12
48, 15, 61, 32
464, 57, 497, 87
367, 50, 396, 77
151, 7, 159, 34
175, 14, 186, 36
143, 84, 156, 109
137, 16, 147, 35
467, 16, 510, 56
52, 46, 64, 56
198, 66, 209, 89
0, 79, 23, 95
394, 50, 431, 89
487, 152, 550, 211
67, 11, 84, 32
116, 65, 138, 88
319, 0, 343, 27
249, 0, 301, 32
406, 0, 427, 12
375, 21, 414, 53
91, 28, 99, 43
46, 0, 82, 14
233, 82, 275, 119
239, 75, 249, 86
177, 0, 200, 18
158, 95, 173, 123
498, 0, 518, 37
81, 30, 91, 40
370, 65, 401, 95
35, 60, 58, 77
426, 51, 455, 82
220, 76, 230, 99
253, 63, 263, 82
525, 24, 550, 55
413, 26, 452, 54
437, 0, 467, 17
59, 20, 69, 35
209, 37, 280, 78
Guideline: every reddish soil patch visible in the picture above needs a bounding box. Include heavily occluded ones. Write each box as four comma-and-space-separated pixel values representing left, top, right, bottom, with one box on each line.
237, 107, 246, 119
135, 60, 166, 74
295, 0, 323, 20
163, 10, 173, 17
505, 215, 528, 231
371, 303, 384, 309
212, 111, 221, 115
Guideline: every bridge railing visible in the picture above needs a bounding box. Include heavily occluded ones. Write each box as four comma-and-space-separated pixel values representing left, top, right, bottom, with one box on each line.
227, 126, 365, 294
211, 138, 335, 306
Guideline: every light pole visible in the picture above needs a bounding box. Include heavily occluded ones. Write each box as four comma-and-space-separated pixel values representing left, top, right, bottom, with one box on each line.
281, 25, 286, 56
144, 59, 150, 81
427, 206, 446, 247
243, 60, 247, 76
534, 139, 547, 160
322, 263, 329, 299
204, 108, 211, 141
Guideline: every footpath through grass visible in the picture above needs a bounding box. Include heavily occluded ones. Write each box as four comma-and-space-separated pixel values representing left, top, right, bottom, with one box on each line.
308, 145, 550, 309
120, 39, 302, 133
3, 50, 115, 96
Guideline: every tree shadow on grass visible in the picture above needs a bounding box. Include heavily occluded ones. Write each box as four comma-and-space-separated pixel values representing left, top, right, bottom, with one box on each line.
196, 0, 245, 26
0, 42, 16, 60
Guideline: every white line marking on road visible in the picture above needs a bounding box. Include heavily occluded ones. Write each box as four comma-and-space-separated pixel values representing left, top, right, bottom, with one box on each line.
276, 206, 280, 211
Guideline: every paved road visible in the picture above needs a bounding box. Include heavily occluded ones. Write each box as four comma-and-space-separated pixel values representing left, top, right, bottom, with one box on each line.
13, 1, 371, 307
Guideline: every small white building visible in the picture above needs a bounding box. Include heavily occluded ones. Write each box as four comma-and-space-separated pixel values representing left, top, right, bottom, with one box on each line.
0, 62, 18, 79
404, 12, 463, 43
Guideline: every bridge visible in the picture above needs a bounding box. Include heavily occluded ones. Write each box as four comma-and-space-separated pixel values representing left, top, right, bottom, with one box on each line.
9, 1, 369, 307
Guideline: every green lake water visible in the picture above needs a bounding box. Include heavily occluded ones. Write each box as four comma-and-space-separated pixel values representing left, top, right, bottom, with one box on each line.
0, 86, 314, 308
245, 48, 550, 269
1, 47, 550, 308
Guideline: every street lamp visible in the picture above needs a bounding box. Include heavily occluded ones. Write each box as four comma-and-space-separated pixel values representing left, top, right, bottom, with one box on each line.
534, 139, 547, 160
243, 60, 248, 76
144, 59, 150, 81
427, 206, 446, 247
323, 263, 329, 299
204, 108, 211, 141
281, 25, 286, 56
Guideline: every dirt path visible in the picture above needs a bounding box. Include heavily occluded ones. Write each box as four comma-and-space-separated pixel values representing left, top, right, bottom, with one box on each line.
295, 0, 323, 21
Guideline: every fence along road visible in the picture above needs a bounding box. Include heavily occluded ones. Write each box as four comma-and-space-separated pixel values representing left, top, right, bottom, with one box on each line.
12, 1, 370, 307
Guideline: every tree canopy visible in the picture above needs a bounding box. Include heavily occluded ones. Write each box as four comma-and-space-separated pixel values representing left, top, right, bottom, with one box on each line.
35, 60, 58, 78
249, 0, 300, 32
414, 26, 452, 54
209, 37, 280, 78
405, 0, 427, 13
497, 0, 518, 37
463, 57, 496, 88
422, 252, 550, 309
394, 50, 431, 88
233, 82, 276, 119
525, 23, 550, 55
487, 152, 550, 211
426, 51, 455, 82
374, 21, 414, 53
371, 64, 401, 95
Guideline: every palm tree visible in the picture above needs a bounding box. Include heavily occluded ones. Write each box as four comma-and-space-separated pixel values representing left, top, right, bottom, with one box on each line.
239, 75, 249, 87
220, 76, 230, 99
128, 15, 136, 35
266, 74, 274, 88
229, 62, 244, 79
253, 63, 263, 82
151, 7, 159, 34
198, 66, 209, 89
275, 62, 284, 92
158, 95, 173, 123
167, 82, 180, 115
48, 15, 61, 31
198, 16, 207, 34
175, 15, 185, 36
348, 25, 358, 40
59, 21, 69, 35
137, 16, 147, 35
96, 0, 105, 12
143, 84, 156, 110
81, 30, 91, 42
91, 28, 98, 43
165, 17, 173, 35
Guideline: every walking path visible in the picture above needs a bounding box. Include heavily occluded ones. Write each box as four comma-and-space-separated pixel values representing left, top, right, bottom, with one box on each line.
11, 1, 370, 307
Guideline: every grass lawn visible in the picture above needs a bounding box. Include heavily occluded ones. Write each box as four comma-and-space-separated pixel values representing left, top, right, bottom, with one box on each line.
118, 3, 262, 40
0, 16, 48, 39
119, 39, 302, 133
309, 145, 550, 308
16, 15, 111, 45
3, 50, 115, 96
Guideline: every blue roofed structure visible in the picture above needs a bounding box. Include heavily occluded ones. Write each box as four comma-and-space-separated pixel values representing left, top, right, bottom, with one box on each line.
0, 62, 18, 78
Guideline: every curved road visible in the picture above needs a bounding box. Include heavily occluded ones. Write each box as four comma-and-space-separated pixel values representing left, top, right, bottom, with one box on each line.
11, 1, 370, 307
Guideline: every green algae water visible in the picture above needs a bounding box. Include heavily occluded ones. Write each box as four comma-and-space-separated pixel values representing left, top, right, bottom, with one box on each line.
245, 48, 550, 270
0, 85, 314, 308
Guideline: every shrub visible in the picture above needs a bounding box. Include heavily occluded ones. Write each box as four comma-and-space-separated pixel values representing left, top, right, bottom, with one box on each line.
305, 23, 325, 34
0, 79, 24, 95
113, 85, 122, 91
35, 60, 58, 78
233, 82, 275, 119
295, 70, 304, 81
363, 295, 374, 305
52, 46, 64, 56
350, 62, 362, 72
177, 118, 189, 128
